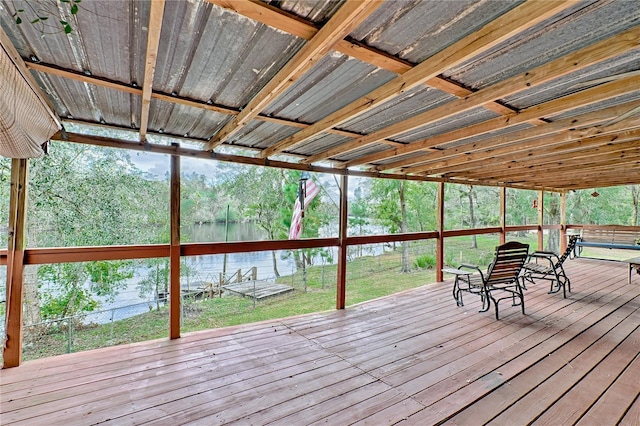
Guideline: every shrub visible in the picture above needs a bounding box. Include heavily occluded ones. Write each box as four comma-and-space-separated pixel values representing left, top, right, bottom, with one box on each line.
414, 254, 436, 269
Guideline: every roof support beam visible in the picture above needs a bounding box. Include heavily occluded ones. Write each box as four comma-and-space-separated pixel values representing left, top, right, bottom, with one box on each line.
366, 100, 640, 172
26, 62, 403, 148
446, 139, 640, 180
475, 157, 640, 188
309, 26, 640, 165
204, 0, 384, 150
259, 0, 580, 159
3, 159, 28, 368
381, 75, 640, 172
139, 0, 165, 142
415, 117, 640, 177
208, 0, 525, 116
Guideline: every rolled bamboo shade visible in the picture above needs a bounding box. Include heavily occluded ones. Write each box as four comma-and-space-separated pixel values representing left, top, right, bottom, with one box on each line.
1, 44, 59, 158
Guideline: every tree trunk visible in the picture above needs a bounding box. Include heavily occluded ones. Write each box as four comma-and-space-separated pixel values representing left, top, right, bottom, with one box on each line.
271, 250, 280, 278
546, 196, 561, 252
294, 251, 304, 270
468, 186, 477, 248
22, 265, 41, 326
632, 185, 639, 226
399, 181, 410, 273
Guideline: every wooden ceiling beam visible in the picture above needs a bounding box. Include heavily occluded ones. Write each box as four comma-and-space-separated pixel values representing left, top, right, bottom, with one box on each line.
52, 131, 456, 185
206, 0, 319, 40
312, 27, 640, 165
204, 0, 384, 150
26, 62, 403, 148
139, 0, 165, 142
379, 75, 640, 172
454, 159, 640, 189
446, 141, 640, 180
209, 0, 536, 126
403, 117, 640, 175
259, 0, 580, 159
476, 158, 640, 188
365, 100, 640, 171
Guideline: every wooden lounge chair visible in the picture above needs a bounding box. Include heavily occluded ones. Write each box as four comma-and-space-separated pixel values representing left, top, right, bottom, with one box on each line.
522, 235, 579, 298
448, 241, 530, 320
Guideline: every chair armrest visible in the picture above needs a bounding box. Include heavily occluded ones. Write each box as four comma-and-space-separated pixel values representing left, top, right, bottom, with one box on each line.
532, 250, 556, 256
457, 263, 485, 282
458, 263, 480, 272
528, 251, 558, 262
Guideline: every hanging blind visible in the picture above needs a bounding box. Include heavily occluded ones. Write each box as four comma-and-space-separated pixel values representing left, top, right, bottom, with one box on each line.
0, 44, 59, 158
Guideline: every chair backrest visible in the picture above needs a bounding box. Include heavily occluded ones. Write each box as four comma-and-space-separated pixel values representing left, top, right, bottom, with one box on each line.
485, 241, 529, 286
554, 235, 579, 267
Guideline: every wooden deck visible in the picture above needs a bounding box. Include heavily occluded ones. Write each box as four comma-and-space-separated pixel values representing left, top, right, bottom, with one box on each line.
2, 258, 639, 425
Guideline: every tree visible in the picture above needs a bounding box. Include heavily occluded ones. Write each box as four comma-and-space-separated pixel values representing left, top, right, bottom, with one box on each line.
631, 185, 639, 226
22, 142, 168, 320
221, 166, 290, 276
368, 179, 410, 273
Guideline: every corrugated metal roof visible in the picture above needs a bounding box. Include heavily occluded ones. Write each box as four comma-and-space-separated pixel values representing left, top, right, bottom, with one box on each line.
1, 0, 638, 190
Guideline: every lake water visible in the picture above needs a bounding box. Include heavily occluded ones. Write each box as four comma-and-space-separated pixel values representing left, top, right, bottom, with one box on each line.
99, 221, 338, 314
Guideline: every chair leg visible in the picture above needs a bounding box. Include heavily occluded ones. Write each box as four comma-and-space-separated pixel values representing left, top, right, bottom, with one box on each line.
453, 279, 462, 306
480, 288, 490, 313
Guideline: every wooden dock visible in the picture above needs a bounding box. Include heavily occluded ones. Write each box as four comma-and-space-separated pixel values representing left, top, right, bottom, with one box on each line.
222, 280, 294, 300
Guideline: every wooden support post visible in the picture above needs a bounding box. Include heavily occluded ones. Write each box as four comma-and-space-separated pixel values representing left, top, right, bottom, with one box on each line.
500, 187, 506, 245
336, 174, 348, 309
169, 146, 181, 339
237, 268, 242, 283
3, 159, 28, 368
560, 192, 567, 252
436, 182, 445, 282
537, 190, 544, 251
252, 266, 257, 280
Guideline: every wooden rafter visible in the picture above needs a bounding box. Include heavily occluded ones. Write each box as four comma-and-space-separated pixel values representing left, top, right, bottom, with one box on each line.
26, 62, 404, 148
410, 117, 640, 178
438, 159, 640, 189
204, 0, 384, 150
444, 139, 640, 182
139, 0, 165, 142
206, 0, 318, 40
208, 0, 530, 120
404, 119, 640, 178
305, 26, 640, 165
372, 101, 640, 172
447, 139, 640, 179
259, 0, 580, 159
378, 75, 640, 172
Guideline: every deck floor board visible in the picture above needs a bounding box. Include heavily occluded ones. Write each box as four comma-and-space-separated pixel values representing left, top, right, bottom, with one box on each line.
2, 258, 639, 425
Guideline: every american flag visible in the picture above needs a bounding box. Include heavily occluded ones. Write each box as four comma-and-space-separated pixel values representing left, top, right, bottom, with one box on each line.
289, 178, 320, 239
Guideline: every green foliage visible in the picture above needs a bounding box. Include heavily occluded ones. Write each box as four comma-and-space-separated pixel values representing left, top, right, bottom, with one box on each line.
137, 258, 169, 306
86, 261, 134, 301
12, 0, 81, 34
506, 188, 538, 226
22, 143, 169, 320
38, 263, 97, 319
414, 254, 436, 269
368, 179, 404, 233
445, 184, 500, 230
567, 186, 638, 225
